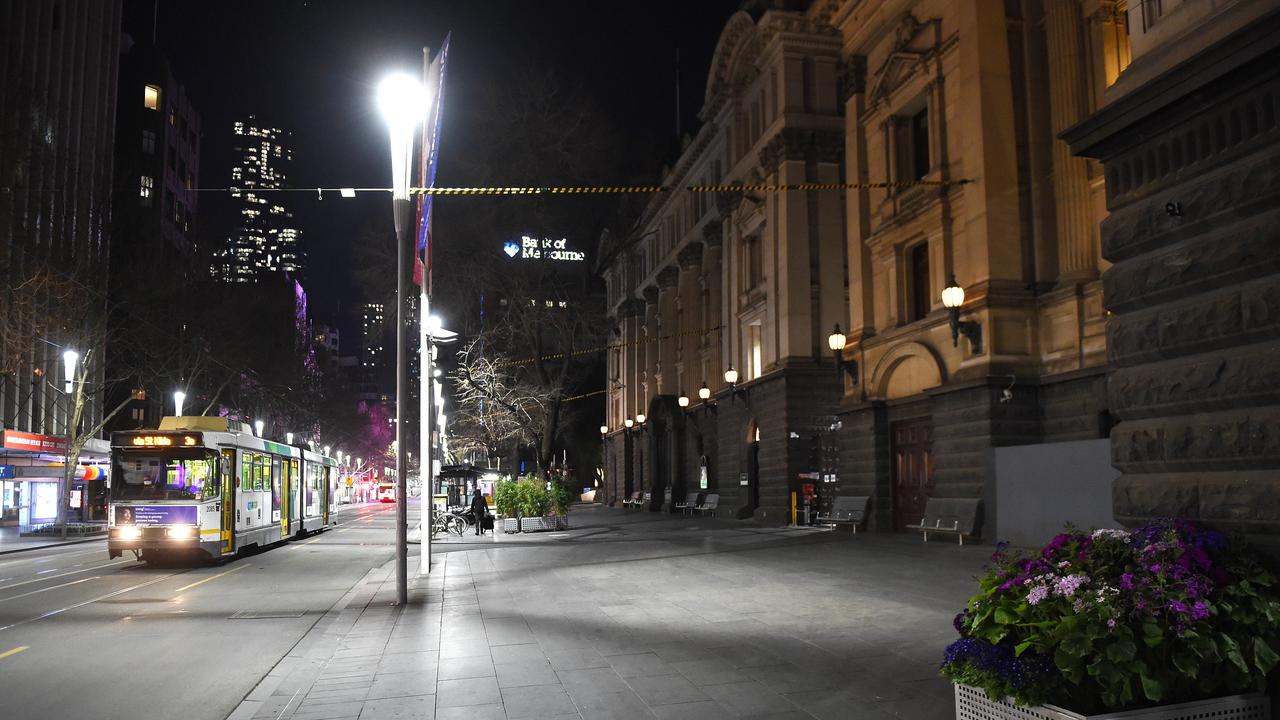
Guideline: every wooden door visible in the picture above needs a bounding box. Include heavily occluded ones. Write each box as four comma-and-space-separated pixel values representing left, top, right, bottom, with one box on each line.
891, 419, 933, 530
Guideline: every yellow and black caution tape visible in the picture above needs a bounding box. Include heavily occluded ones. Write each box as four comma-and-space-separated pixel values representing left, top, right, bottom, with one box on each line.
493, 325, 723, 369
408, 179, 967, 196
562, 389, 607, 403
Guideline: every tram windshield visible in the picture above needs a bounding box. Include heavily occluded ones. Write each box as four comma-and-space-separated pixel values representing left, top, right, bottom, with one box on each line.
112, 449, 218, 501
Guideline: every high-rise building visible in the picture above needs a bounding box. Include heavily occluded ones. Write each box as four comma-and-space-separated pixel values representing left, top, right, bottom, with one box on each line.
0, 0, 124, 525
108, 37, 202, 431
213, 115, 303, 282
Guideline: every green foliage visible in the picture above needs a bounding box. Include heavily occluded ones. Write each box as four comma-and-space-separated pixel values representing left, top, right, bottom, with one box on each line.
549, 482, 574, 515
493, 477, 518, 517
514, 477, 551, 518
944, 523, 1280, 714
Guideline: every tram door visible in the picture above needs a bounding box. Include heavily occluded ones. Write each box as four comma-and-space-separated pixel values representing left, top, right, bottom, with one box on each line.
289, 459, 300, 533
322, 467, 330, 526
220, 449, 236, 554
281, 458, 291, 538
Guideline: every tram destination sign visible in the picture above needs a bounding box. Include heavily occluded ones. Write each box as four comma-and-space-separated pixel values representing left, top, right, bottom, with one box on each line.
116, 505, 198, 526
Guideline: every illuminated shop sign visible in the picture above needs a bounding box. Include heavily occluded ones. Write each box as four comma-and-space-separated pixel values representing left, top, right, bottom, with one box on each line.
504, 235, 585, 262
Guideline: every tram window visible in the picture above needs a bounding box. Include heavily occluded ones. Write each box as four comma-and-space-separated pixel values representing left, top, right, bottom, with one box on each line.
202, 455, 222, 500
272, 457, 281, 510
241, 454, 252, 490
257, 456, 269, 492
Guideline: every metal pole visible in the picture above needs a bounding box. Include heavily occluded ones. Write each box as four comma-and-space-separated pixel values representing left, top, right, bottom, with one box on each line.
420, 293, 432, 576
393, 197, 411, 605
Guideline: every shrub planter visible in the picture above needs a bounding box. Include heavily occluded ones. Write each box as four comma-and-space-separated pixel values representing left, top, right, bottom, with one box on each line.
954, 684, 1268, 720
520, 516, 553, 532
500, 517, 520, 534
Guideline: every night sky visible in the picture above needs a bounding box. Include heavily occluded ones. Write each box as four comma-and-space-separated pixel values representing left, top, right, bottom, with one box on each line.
124, 0, 741, 333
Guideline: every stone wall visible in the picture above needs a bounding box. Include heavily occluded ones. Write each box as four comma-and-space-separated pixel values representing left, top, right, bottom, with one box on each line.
1065, 10, 1280, 547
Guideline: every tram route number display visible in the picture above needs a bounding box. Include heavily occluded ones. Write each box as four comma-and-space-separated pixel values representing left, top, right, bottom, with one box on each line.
115, 505, 197, 525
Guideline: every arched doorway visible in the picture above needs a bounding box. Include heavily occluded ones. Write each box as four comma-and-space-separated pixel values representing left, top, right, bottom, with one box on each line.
740, 421, 761, 519
646, 396, 685, 512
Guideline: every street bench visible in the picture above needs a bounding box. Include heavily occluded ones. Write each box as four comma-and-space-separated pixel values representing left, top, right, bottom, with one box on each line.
816, 495, 870, 533
675, 492, 701, 515
621, 491, 642, 509
693, 493, 720, 517
906, 497, 982, 545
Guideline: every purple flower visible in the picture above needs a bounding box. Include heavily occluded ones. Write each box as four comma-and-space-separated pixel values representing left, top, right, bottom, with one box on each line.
1107, 618, 1117, 627
1120, 573, 1134, 590
1053, 574, 1089, 598
1191, 601, 1209, 620
1149, 563, 1162, 573
1168, 600, 1188, 614
1028, 585, 1050, 605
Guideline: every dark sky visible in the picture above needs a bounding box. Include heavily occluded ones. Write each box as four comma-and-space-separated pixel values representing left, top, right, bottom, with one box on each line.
124, 0, 741, 332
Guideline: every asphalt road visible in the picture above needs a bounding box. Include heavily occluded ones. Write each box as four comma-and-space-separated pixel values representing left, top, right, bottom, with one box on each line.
0, 500, 414, 720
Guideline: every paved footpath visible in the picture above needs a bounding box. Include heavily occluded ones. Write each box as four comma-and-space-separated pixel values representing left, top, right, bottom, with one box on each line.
227, 506, 992, 720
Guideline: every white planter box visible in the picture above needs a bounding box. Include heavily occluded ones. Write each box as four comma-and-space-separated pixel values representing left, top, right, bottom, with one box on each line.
554, 514, 569, 530
500, 518, 520, 534
954, 683, 1269, 720
520, 517, 553, 532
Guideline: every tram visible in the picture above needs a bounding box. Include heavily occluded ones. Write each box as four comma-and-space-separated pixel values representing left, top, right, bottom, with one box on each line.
107, 416, 337, 563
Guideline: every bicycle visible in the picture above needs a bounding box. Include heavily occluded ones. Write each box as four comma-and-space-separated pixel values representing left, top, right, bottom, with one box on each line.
429, 507, 466, 537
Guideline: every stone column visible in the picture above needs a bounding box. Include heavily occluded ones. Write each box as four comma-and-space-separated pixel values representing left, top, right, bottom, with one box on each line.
760, 128, 815, 364
702, 221, 726, 392
619, 298, 645, 423
656, 266, 680, 395
1044, 0, 1099, 282
642, 285, 660, 411
677, 242, 705, 394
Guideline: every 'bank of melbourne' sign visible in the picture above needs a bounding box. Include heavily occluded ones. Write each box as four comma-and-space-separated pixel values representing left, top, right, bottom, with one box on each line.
505, 235, 585, 262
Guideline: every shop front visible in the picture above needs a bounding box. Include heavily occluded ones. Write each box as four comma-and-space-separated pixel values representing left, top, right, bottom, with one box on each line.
0, 430, 110, 530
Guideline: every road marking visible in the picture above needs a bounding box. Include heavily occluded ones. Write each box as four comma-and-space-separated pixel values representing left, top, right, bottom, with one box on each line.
0, 646, 29, 660
0, 546, 103, 570
0, 573, 181, 633
0, 577, 99, 604
0, 560, 131, 592
175, 565, 245, 593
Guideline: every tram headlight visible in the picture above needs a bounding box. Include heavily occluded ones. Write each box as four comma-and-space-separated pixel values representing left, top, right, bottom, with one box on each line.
116, 526, 142, 541
166, 525, 197, 539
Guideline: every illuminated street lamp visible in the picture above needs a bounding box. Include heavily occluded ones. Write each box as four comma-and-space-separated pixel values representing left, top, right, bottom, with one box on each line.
286, 432, 294, 445
254, 420, 264, 437
323, 445, 331, 457
635, 413, 646, 425
58, 348, 80, 539
379, 71, 429, 605
600, 424, 609, 435
173, 390, 186, 417
624, 418, 634, 429
677, 392, 689, 408
62, 349, 79, 394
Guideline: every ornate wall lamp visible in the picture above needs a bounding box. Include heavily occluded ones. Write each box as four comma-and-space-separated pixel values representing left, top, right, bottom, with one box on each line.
826, 325, 859, 384
680, 381, 718, 417
942, 274, 983, 354
723, 366, 749, 403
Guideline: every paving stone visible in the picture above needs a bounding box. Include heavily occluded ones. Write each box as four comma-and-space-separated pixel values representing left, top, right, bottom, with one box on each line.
356, 694, 434, 720
496, 660, 561, 688
571, 690, 656, 720
605, 652, 674, 679
367, 671, 435, 701
500, 684, 579, 719
624, 674, 708, 706
435, 677, 502, 708
698, 682, 799, 717
669, 659, 749, 687
545, 649, 609, 671
437, 655, 496, 681
649, 701, 733, 720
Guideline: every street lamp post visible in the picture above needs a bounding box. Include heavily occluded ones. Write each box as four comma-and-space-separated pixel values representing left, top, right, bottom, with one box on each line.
58, 349, 80, 539
173, 390, 186, 417
379, 72, 429, 605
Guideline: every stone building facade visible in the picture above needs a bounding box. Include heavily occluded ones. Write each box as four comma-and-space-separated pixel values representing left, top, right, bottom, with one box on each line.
601, 7, 846, 522
602, 0, 1138, 533
828, 0, 1130, 531
1064, 0, 1280, 549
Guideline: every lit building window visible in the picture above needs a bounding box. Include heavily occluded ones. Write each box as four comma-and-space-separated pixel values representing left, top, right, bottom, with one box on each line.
139, 175, 154, 205
143, 84, 161, 110
748, 324, 763, 380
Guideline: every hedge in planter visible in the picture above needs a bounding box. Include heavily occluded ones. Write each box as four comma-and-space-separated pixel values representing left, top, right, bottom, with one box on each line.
942, 520, 1280, 714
